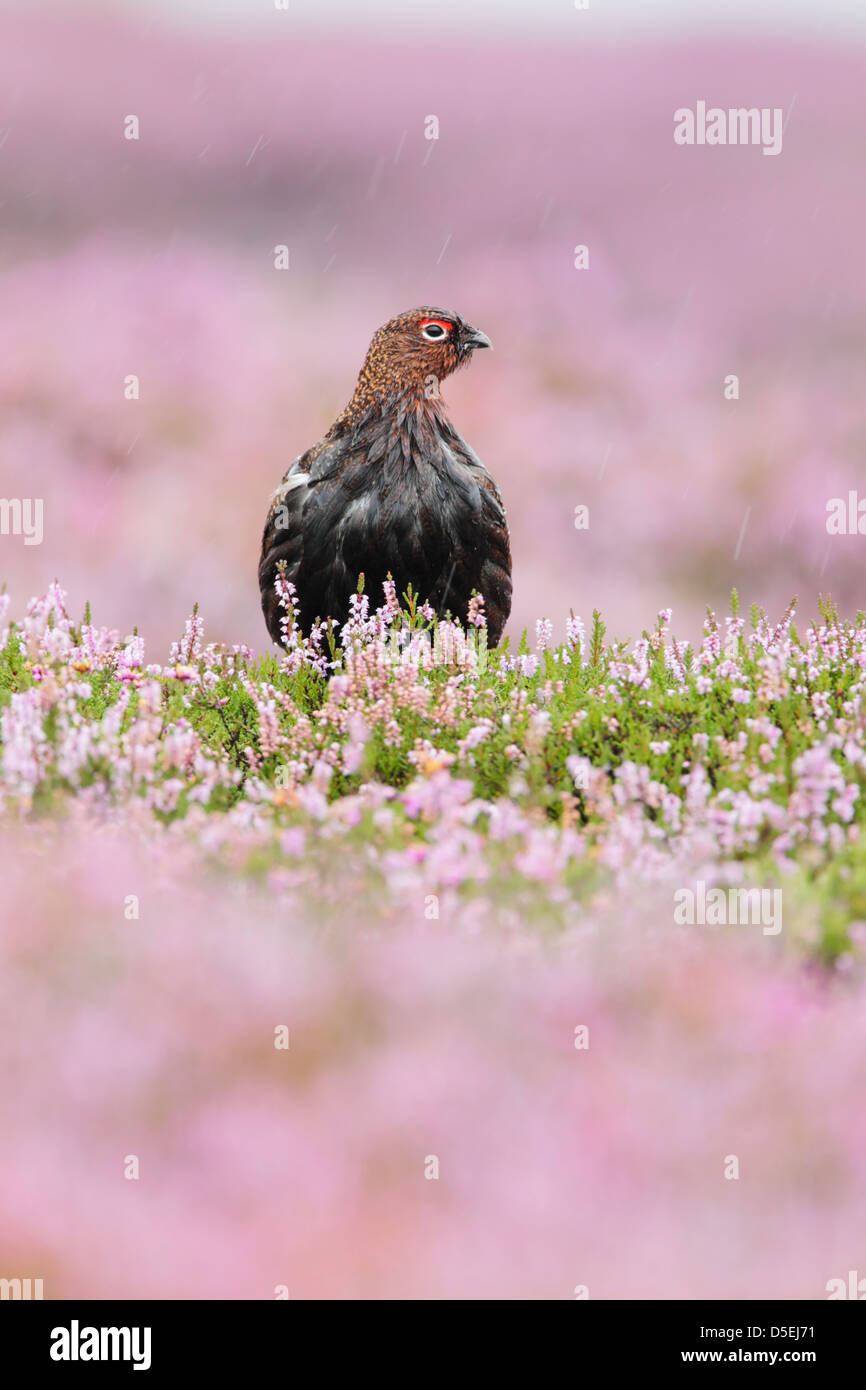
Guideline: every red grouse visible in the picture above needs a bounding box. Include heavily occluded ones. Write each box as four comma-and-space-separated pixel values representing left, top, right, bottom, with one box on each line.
258, 307, 512, 646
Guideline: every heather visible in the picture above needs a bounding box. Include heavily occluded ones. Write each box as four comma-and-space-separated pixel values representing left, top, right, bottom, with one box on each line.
3, 832, 866, 1301
3, 581, 866, 962
2, 582, 866, 1298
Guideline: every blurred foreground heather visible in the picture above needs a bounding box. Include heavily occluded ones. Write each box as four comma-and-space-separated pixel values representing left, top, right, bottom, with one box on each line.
2, 819, 865, 1300
2, 579, 866, 1296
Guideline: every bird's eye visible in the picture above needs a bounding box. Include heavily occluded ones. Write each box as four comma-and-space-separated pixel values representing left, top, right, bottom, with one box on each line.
421, 322, 448, 341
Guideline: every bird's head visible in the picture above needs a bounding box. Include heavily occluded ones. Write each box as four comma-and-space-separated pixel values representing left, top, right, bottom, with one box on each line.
350, 307, 492, 414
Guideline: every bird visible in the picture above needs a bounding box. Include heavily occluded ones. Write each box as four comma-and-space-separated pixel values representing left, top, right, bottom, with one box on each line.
258, 306, 512, 648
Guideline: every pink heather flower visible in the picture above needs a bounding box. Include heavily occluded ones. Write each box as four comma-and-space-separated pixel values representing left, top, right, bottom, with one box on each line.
514, 828, 562, 881
254, 697, 283, 757
342, 715, 369, 776
666, 639, 691, 683
565, 615, 586, 658
341, 592, 375, 647
1, 689, 50, 801
812, 692, 832, 721
279, 827, 306, 856
272, 572, 304, 656
457, 721, 494, 757
378, 577, 401, 631
170, 608, 204, 666
832, 786, 859, 823
466, 594, 487, 629
487, 800, 528, 840
0, 592, 11, 650
162, 722, 199, 772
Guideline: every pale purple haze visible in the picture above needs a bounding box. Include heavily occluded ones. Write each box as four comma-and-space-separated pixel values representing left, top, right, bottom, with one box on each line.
0, 12, 864, 649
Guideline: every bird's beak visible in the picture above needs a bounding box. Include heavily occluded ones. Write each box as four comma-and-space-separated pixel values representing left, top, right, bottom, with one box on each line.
463, 326, 493, 351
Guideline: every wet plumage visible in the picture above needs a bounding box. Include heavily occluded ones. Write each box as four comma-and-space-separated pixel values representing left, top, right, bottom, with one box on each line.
258, 307, 512, 646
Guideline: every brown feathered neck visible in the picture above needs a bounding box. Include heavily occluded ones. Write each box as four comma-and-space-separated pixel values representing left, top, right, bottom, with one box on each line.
331, 306, 485, 434
334, 383, 448, 435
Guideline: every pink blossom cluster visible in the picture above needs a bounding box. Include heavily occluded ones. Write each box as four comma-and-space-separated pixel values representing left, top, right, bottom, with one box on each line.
0, 819, 865, 1299
1, 585, 864, 957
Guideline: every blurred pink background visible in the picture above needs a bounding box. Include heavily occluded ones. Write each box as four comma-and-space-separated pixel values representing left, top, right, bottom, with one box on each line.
3, 822, 866, 1300
1, 7, 864, 649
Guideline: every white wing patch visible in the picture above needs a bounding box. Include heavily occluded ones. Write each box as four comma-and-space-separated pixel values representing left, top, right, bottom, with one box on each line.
271, 472, 311, 505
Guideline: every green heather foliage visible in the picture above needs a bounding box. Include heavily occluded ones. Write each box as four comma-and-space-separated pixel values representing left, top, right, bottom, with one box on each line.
1, 584, 865, 961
